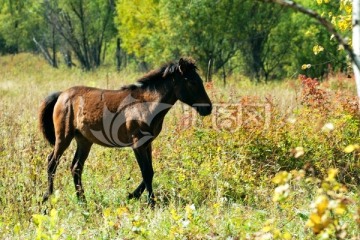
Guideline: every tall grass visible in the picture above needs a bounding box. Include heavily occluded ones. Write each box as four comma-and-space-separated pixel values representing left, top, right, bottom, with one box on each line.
0, 53, 359, 239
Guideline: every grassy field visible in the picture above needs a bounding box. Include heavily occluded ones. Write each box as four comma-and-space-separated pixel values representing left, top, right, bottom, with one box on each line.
0, 53, 359, 239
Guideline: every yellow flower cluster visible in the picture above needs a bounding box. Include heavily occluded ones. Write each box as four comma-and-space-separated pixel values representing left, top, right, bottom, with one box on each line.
307, 0, 352, 61
306, 169, 350, 239
316, 0, 330, 4
313, 44, 324, 55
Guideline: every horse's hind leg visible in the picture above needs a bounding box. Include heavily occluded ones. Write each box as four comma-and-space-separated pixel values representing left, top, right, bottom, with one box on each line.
42, 137, 72, 203
71, 136, 92, 203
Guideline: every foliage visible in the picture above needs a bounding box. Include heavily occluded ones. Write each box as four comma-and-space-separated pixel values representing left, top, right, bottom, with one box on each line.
32, 191, 64, 239
271, 168, 354, 239
317, 0, 352, 35
236, 1, 290, 82
116, 0, 292, 80
115, 0, 170, 65
0, 0, 116, 69
163, 0, 248, 73
116, 0, 245, 72
43, 0, 117, 70
115, 0, 355, 80
0, 0, 356, 81
0, 0, 43, 53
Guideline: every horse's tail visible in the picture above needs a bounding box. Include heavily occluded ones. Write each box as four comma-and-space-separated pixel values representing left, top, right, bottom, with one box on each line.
39, 92, 62, 146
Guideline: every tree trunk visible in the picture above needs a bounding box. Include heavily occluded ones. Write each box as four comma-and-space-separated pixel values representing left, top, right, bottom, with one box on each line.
63, 50, 73, 68
250, 36, 266, 82
116, 38, 121, 72
206, 58, 213, 82
51, 26, 58, 68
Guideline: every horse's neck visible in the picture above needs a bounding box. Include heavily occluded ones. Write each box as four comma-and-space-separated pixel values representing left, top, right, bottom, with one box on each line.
159, 86, 177, 106
139, 77, 177, 106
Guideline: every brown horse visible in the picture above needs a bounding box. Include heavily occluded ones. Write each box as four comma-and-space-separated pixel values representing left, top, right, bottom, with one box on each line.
39, 58, 212, 206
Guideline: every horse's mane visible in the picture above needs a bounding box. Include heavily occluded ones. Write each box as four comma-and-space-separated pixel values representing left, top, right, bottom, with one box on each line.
121, 58, 197, 90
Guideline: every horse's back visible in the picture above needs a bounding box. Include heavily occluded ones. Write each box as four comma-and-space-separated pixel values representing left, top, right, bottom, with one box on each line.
52, 86, 130, 146
57, 85, 130, 112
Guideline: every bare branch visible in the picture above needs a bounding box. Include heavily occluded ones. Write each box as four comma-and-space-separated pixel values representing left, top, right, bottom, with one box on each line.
33, 37, 57, 68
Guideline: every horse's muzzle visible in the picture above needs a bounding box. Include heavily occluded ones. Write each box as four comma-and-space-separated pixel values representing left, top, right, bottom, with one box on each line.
193, 103, 212, 116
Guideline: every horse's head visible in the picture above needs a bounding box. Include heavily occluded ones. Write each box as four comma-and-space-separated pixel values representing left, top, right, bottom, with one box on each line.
171, 58, 212, 116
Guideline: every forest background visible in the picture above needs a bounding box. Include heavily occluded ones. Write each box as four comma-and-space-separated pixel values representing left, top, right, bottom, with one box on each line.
0, 0, 353, 82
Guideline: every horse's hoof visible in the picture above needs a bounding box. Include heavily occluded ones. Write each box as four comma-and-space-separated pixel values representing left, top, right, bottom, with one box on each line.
42, 193, 49, 203
127, 192, 135, 200
76, 192, 87, 202
77, 197, 87, 206
128, 192, 141, 200
148, 199, 156, 209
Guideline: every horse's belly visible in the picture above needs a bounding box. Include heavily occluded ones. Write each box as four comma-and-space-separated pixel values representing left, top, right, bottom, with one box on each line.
77, 123, 132, 148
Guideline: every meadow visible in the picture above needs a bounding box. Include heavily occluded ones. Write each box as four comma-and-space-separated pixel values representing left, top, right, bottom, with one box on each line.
0, 54, 359, 239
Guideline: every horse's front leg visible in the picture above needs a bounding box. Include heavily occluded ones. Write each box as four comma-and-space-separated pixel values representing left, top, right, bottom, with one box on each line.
128, 144, 151, 199
128, 181, 145, 200
132, 144, 155, 207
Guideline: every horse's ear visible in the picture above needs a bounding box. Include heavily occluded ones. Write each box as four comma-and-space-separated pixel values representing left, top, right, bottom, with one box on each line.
163, 66, 170, 77
179, 58, 186, 65
178, 58, 185, 75
163, 64, 176, 77
178, 57, 196, 75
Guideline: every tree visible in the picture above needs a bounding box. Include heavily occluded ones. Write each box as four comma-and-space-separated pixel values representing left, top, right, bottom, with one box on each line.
0, 0, 43, 53
117, 0, 257, 80
352, 0, 360, 99
0, 0, 118, 70
116, 0, 300, 82
260, 0, 360, 100
290, 7, 348, 78
116, 0, 172, 68
44, 0, 116, 70
164, 0, 245, 76
32, 1, 60, 68
237, 1, 290, 82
